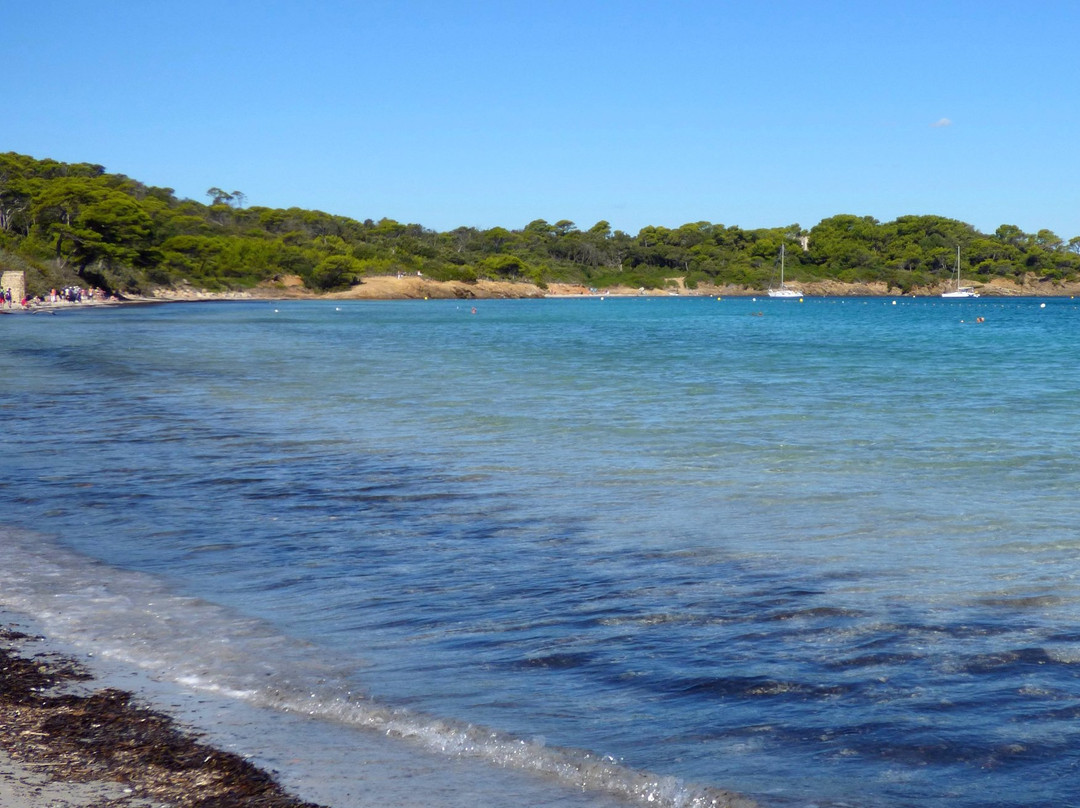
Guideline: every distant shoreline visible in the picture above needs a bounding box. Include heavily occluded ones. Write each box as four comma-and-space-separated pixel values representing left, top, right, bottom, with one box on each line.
6, 272, 1080, 312
159, 273, 1080, 301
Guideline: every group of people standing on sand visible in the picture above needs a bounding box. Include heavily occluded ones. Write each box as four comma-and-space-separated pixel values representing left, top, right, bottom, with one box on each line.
0, 286, 109, 311
47, 286, 98, 303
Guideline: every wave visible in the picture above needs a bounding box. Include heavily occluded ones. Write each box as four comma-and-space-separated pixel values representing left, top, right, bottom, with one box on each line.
0, 527, 757, 808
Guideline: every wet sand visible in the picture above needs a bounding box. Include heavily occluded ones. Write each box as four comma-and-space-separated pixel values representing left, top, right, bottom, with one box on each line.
0, 626, 325, 808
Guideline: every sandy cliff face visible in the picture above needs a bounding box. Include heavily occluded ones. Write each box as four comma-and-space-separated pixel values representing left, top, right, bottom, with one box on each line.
325, 276, 545, 299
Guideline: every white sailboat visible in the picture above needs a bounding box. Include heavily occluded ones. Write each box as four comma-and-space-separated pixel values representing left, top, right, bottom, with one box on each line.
767, 243, 803, 298
941, 245, 979, 298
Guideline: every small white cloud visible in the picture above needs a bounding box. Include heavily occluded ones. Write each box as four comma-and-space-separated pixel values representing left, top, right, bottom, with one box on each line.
931, 117, 953, 128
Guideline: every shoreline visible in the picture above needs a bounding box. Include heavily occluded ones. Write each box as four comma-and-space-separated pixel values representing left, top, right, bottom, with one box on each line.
6, 272, 1080, 311
0, 621, 325, 808
214, 273, 1080, 301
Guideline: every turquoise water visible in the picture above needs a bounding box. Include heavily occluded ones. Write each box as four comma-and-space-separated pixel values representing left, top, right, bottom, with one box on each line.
2, 296, 1080, 807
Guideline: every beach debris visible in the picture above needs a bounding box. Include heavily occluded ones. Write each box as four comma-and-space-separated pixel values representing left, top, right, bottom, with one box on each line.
0, 627, 325, 808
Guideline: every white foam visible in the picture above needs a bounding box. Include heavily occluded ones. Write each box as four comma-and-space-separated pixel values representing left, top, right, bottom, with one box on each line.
0, 527, 758, 808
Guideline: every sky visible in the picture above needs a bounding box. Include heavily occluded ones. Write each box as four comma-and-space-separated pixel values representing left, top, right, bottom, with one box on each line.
6, 0, 1080, 239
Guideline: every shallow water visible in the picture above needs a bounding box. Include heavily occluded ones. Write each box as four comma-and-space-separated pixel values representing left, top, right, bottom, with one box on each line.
2, 296, 1080, 807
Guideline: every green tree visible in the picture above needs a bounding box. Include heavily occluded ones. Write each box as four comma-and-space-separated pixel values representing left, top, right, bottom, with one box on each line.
1035, 229, 1063, 252
206, 187, 234, 206
308, 254, 362, 291
480, 254, 526, 278
994, 224, 1028, 247
30, 178, 152, 273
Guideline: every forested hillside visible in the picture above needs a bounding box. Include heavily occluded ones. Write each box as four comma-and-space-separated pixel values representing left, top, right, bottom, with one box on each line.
2, 151, 1079, 297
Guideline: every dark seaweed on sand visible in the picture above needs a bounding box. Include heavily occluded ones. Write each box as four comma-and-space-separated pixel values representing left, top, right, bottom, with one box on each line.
0, 627, 326, 808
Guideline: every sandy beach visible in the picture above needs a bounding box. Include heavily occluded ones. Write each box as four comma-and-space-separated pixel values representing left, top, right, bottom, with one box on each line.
0, 623, 325, 808
4, 270, 1080, 313
222, 273, 1080, 301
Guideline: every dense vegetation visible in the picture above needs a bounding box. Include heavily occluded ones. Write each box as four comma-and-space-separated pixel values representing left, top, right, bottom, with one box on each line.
3, 151, 1080, 296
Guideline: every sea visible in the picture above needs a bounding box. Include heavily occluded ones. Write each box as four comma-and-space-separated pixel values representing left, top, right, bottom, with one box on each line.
2, 295, 1079, 808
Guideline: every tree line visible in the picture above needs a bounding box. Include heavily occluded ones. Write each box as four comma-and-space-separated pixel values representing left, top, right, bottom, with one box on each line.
2, 151, 1079, 296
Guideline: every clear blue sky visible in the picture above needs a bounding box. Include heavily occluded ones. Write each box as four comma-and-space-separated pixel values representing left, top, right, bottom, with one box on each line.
6, 1, 1080, 239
